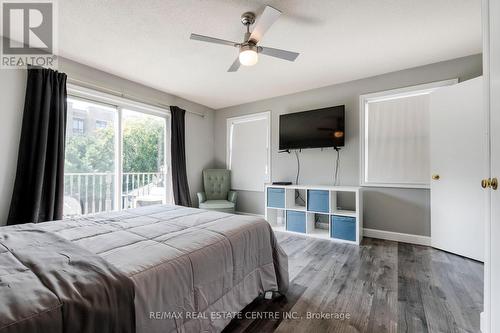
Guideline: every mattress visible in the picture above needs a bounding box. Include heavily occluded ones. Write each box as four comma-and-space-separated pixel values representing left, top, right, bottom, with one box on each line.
34, 204, 289, 332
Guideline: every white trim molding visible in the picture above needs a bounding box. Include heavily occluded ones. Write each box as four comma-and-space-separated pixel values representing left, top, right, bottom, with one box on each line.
363, 228, 431, 246
67, 83, 170, 117
264, 222, 431, 247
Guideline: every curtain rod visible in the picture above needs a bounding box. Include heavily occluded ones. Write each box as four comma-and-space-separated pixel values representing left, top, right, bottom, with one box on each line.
66, 78, 206, 118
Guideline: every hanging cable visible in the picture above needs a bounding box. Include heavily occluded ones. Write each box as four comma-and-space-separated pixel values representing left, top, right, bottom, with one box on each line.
295, 150, 300, 185
334, 148, 341, 185
294, 150, 305, 205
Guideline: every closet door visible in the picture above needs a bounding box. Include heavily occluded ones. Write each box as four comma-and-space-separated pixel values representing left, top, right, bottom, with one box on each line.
429, 77, 486, 261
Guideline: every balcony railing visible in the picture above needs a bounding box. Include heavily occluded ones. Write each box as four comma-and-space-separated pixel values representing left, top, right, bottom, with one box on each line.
63, 172, 167, 217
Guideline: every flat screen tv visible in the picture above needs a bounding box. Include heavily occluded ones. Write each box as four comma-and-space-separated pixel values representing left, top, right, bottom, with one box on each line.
279, 105, 345, 150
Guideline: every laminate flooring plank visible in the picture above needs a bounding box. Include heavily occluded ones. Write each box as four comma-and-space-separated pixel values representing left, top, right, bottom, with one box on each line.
225, 233, 483, 333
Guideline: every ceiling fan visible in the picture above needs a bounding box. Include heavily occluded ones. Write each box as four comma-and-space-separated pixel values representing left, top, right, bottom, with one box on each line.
190, 5, 300, 72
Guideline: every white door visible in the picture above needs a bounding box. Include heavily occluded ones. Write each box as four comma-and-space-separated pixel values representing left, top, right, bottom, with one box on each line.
430, 77, 486, 262
484, 0, 500, 331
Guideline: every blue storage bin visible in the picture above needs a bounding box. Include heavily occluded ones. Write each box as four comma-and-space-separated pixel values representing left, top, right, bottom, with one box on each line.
307, 190, 329, 213
331, 215, 356, 241
286, 211, 306, 233
267, 187, 285, 208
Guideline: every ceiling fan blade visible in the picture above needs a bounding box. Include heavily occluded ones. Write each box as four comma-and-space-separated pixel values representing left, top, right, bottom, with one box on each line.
190, 33, 239, 47
259, 46, 299, 61
227, 57, 240, 72
249, 6, 281, 43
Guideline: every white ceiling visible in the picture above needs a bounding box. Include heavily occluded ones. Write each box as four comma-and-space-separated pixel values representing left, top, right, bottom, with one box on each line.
58, 0, 482, 109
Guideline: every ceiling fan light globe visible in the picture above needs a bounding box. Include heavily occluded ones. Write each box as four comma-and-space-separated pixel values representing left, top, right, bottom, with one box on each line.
239, 49, 258, 66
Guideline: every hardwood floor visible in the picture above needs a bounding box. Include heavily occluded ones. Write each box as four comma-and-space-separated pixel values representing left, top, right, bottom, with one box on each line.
223, 232, 483, 333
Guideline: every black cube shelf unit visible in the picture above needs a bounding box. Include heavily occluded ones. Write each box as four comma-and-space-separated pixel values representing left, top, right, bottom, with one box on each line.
265, 184, 363, 245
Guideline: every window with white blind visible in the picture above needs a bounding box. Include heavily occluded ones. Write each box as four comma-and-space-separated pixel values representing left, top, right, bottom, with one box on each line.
360, 80, 457, 188
227, 112, 271, 192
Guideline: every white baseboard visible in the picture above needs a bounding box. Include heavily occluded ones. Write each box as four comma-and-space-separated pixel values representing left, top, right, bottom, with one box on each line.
243, 211, 431, 246
480, 311, 487, 333
363, 228, 431, 246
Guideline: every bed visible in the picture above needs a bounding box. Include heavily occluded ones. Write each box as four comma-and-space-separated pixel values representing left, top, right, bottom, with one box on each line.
0, 204, 288, 333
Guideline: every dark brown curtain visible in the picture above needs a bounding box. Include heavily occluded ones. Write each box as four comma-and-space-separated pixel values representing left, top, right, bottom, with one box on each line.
170, 106, 192, 207
7, 65, 67, 225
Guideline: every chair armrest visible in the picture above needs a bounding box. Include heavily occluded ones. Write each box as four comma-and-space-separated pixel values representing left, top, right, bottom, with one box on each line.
228, 191, 238, 203
197, 192, 207, 203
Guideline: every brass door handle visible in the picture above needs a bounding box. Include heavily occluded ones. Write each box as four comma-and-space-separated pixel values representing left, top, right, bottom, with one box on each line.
432, 174, 440, 180
481, 178, 498, 190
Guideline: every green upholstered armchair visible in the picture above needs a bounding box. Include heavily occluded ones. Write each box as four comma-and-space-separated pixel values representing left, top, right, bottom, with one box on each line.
197, 169, 237, 213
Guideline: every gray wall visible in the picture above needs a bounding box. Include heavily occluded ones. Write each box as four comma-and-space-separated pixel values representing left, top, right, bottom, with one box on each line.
0, 69, 27, 227
0, 53, 215, 226
0, 52, 482, 234
214, 54, 483, 237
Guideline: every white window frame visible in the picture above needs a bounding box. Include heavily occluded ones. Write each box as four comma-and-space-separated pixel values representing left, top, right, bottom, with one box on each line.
66, 83, 172, 210
226, 111, 271, 192
359, 79, 458, 189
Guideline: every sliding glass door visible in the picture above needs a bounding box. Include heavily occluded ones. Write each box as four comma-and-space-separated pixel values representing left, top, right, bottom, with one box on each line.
64, 98, 118, 216
121, 109, 168, 209
63, 97, 169, 217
